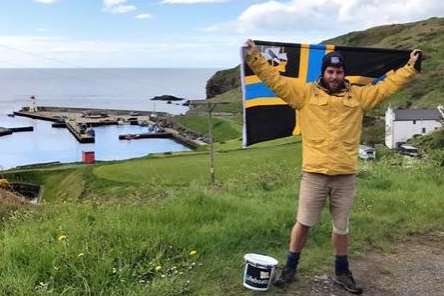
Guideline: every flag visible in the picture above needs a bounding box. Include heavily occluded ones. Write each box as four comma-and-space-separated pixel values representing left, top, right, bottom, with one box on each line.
241, 40, 418, 146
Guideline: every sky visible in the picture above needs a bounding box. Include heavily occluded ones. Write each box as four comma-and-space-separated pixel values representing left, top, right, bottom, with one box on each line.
0, 0, 443, 68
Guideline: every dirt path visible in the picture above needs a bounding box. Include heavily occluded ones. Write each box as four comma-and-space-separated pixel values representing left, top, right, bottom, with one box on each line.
273, 233, 444, 296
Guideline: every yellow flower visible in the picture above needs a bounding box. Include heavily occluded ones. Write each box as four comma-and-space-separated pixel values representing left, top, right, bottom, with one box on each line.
189, 250, 197, 256
155, 265, 162, 272
78, 253, 84, 257
57, 235, 67, 241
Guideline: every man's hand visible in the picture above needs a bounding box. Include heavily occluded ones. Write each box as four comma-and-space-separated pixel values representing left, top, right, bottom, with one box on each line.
409, 49, 422, 63
245, 39, 260, 56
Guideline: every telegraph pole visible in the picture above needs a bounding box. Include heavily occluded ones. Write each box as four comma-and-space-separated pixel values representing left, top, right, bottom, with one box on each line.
190, 101, 230, 185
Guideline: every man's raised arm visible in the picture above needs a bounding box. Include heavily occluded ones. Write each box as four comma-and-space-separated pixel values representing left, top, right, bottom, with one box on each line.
358, 49, 421, 112
245, 40, 309, 110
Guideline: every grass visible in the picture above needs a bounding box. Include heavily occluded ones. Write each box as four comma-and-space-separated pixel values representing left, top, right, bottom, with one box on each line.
1, 138, 443, 295
409, 127, 444, 150
175, 114, 242, 143
188, 88, 243, 116
0, 189, 32, 222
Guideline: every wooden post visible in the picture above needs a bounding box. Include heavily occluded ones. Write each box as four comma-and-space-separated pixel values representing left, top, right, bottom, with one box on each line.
208, 104, 216, 185
190, 101, 230, 186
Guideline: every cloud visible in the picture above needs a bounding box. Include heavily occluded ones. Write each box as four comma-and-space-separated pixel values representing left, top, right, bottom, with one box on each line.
103, 0, 127, 8
0, 35, 239, 68
103, 0, 137, 14
161, 0, 230, 4
34, 0, 58, 4
204, 0, 444, 38
110, 5, 137, 14
135, 13, 152, 19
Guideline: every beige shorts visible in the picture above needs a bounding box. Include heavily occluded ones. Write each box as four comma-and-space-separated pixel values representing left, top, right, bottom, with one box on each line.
296, 172, 356, 235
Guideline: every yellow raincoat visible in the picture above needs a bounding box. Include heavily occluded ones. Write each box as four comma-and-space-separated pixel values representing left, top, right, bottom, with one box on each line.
246, 51, 417, 175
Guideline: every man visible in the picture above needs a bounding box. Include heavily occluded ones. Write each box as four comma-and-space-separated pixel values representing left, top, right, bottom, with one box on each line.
245, 40, 421, 294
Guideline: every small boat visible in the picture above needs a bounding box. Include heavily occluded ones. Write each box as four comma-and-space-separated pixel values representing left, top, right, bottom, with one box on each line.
121, 134, 136, 140
86, 128, 95, 137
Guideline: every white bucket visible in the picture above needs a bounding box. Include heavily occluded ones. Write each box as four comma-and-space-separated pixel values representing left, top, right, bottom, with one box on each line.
243, 253, 279, 291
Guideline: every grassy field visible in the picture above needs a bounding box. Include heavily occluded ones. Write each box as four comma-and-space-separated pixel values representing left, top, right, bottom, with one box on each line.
1, 136, 443, 295
175, 112, 242, 143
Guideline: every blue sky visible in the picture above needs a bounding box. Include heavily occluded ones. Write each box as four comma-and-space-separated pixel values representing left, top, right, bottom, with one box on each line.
0, 0, 442, 68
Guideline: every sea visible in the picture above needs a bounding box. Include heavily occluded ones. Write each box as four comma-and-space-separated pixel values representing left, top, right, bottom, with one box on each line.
0, 68, 218, 169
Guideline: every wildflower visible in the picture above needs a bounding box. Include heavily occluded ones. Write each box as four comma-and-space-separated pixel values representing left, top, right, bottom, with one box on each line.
189, 250, 197, 256
112, 267, 117, 274
57, 235, 67, 241
155, 265, 162, 272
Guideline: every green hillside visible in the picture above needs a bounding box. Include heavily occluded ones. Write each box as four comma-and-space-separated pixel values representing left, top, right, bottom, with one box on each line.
206, 66, 241, 99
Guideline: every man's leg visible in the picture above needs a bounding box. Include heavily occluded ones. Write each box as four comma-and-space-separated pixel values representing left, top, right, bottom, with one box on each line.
332, 232, 348, 256
274, 172, 328, 288
274, 222, 310, 288
290, 222, 310, 252
332, 232, 350, 278
329, 174, 362, 295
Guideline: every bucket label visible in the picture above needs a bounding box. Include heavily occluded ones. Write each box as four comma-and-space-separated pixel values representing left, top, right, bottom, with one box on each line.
245, 264, 272, 289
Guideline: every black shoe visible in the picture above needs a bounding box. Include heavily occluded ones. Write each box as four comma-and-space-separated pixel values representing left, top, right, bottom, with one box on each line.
333, 270, 363, 294
273, 265, 297, 288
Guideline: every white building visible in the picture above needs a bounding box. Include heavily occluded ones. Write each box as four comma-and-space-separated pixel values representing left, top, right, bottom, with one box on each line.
385, 106, 443, 149
29, 96, 38, 112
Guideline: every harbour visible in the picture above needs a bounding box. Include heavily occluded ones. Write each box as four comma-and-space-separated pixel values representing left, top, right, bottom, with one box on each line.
12, 106, 205, 148
0, 67, 215, 170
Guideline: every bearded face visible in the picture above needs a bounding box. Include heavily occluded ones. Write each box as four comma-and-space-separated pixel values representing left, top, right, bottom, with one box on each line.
322, 66, 345, 92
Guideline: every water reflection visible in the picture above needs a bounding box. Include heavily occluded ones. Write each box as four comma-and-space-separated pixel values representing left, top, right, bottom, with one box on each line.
0, 115, 190, 169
